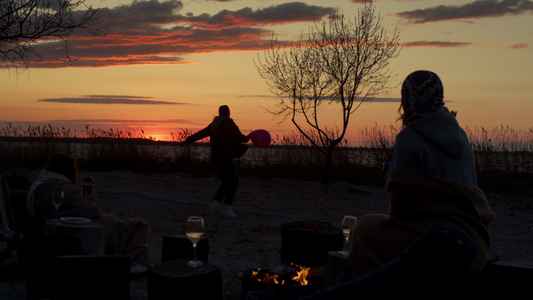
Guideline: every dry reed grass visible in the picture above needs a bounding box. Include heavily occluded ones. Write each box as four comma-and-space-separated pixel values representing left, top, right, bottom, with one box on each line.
1, 122, 532, 195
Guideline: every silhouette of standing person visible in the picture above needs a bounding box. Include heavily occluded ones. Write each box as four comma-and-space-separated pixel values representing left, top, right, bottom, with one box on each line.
182, 105, 249, 217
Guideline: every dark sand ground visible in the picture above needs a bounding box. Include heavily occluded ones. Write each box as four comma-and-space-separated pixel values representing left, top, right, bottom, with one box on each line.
1, 169, 532, 299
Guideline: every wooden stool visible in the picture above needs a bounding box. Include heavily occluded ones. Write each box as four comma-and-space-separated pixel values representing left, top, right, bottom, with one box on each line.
280, 221, 344, 267
52, 255, 130, 300
147, 259, 222, 300
161, 235, 209, 263
23, 235, 82, 299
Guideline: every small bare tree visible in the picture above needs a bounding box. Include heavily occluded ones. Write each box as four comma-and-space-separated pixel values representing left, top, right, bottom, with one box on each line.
0, 0, 101, 71
256, 3, 401, 183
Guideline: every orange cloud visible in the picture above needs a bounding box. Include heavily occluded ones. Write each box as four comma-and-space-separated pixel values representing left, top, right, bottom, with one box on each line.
510, 43, 529, 49
15, 1, 336, 69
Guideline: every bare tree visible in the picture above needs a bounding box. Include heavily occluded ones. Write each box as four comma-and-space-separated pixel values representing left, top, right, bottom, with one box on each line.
256, 3, 401, 183
0, 0, 101, 71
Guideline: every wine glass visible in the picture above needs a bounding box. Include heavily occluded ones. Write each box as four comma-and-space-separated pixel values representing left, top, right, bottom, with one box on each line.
186, 216, 205, 267
51, 189, 64, 219
341, 215, 357, 254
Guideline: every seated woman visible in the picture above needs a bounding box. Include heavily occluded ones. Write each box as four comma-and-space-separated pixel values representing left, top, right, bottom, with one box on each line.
347, 71, 495, 279
26, 152, 151, 270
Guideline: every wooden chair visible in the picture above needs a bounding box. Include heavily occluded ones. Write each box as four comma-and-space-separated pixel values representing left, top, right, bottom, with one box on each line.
1, 173, 131, 299
0, 173, 84, 298
0, 173, 23, 263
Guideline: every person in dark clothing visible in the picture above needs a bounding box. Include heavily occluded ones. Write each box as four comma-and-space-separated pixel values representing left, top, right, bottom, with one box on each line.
393, 70, 478, 186
346, 70, 494, 280
26, 153, 151, 272
182, 105, 250, 217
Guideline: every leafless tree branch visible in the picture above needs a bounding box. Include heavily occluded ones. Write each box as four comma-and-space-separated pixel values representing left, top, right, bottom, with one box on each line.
255, 3, 401, 183
0, 0, 102, 72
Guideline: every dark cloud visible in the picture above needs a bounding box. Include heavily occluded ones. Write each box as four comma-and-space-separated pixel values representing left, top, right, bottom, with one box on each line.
97, 0, 185, 25
186, 2, 337, 29
396, 0, 533, 24
21, 1, 336, 68
52, 118, 195, 125
37, 95, 185, 105
403, 41, 472, 48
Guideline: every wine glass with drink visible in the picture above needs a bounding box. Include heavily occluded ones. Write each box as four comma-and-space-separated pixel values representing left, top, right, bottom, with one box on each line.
341, 215, 357, 254
51, 189, 64, 219
186, 216, 205, 267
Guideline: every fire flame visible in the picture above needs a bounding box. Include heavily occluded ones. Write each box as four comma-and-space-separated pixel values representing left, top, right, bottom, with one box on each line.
250, 263, 311, 286
251, 268, 280, 285
291, 263, 310, 285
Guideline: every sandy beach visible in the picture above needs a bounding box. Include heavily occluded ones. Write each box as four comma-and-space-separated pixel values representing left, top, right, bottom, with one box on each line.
1, 169, 532, 299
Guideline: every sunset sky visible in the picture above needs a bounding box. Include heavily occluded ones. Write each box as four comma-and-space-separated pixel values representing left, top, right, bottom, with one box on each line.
1, 0, 532, 143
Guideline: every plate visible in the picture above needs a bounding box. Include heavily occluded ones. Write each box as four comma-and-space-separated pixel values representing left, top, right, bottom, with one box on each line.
60, 217, 92, 225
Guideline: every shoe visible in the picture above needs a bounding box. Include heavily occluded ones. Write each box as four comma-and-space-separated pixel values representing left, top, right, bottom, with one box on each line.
210, 201, 220, 214
220, 204, 237, 217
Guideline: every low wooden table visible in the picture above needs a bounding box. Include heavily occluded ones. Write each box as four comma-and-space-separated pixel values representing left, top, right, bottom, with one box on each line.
45, 218, 105, 255
147, 259, 222, 300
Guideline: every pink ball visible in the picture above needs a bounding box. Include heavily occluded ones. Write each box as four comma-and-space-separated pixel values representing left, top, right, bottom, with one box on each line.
249, 129, 271, 148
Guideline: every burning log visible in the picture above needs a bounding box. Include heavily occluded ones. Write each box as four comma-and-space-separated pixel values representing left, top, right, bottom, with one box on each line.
239, 264, 322, 300
239, 221, 343, 299
250, 263, 312, 286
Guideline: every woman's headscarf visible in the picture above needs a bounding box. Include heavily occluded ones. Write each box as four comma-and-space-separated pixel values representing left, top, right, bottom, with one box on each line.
400, 70, 447, 126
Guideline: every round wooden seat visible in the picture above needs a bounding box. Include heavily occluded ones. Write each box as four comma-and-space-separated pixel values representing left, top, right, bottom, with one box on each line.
147, 259, 222, 300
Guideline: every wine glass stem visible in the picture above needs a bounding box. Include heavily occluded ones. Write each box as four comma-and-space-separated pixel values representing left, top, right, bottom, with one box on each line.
192, 244, 197, 261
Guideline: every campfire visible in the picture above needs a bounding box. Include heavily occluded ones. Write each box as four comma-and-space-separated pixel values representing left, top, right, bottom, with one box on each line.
239, 221, 341, 299
239, 263, 322, 300
250, 263, 312, 286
